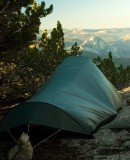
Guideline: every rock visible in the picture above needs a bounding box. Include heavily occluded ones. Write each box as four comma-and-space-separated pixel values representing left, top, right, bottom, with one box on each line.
122, 141, 130, 149
126, 97, 130, 105
101, 106, 130, 128
8, 132, 33, 160
8, 145, 19, 160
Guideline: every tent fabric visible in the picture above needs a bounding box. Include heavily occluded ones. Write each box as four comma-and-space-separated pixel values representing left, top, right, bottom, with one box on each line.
0, 56, 122, 134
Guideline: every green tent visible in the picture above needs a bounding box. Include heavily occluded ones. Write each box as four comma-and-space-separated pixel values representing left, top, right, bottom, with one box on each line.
0, 56, 122, 135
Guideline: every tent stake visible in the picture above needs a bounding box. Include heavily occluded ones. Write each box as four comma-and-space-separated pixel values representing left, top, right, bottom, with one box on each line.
7, 130, 18, 144
33, 130, 61, 149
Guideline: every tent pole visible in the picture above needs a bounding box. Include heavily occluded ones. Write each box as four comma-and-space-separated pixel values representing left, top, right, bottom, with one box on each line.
33, 129, 61, 149
27, 124, 30, 135
7, 130, 18, 144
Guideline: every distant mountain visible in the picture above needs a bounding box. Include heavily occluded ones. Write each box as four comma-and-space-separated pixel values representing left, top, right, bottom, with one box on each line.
81, 36, 108, 56
38, 28, 130, 59
82, 51, 130, 67
64, 28, 130, 42
63, 28, 130, 58
108, 36, 130, 58
81, 36, 130, 58
65, 39, 83, 49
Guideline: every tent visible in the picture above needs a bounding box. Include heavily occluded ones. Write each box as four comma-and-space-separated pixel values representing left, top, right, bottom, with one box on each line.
0, 56, 122, 135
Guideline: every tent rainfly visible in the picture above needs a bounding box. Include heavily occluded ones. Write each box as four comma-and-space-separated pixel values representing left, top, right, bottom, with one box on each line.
0, 56, 122, 135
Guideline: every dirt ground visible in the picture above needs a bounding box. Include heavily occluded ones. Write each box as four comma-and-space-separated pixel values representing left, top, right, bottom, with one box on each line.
0, 89, 130, 160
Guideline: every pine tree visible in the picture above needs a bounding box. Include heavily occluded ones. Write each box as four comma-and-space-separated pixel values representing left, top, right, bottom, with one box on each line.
93, 53, 117, 87
43, 21, 66, 78
70, 42, 81, 56
0, 0, 53, 102
0, 0, 53, 58
38, 21, 82, 79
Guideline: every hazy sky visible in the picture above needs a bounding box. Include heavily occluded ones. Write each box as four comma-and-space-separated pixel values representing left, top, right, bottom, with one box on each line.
37, 0, 130, 29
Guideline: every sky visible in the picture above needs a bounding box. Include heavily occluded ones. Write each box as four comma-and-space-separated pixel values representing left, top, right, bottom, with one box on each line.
37, 0, 130, 29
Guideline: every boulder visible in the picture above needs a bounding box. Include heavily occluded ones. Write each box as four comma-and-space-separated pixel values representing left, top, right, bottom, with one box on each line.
8, 132, 33, 160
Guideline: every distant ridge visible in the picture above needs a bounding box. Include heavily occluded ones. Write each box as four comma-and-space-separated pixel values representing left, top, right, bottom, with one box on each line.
81, 51, 130, 67
63, 28, 130, 58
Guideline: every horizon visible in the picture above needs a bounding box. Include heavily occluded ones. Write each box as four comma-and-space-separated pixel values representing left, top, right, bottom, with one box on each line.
39, 27, 130, 34
37, 0, 130, 30
46, 27, 130, 30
